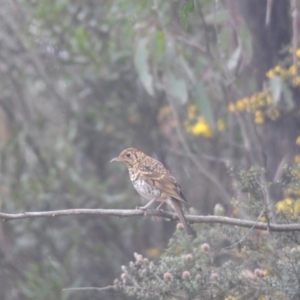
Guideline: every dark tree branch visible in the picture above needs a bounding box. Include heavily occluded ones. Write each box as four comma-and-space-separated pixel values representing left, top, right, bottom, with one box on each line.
0, 208, 300, 232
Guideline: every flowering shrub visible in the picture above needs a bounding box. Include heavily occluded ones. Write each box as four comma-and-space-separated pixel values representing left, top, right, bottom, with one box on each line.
114, 166, 300, 299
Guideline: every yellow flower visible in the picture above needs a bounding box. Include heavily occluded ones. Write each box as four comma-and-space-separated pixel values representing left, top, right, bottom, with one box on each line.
257, 91, 265, 99
296, 136, 300, 145
217, 118, 225, 131
147, 247, 161, 258
157, 105, 171, 122
276, 198, 294, 216
263, 269, 269, 276
242, 98, 249, 105
266, 69, 274, 78
173, 247, 183, 255
292, 76, 300, 86
191, 122, 206, 135
289, 65, 297, 75
266, 96, 273, 104
274, 65, 282, 73
190, 117, 213, 138
276, 198, 300, 216
250, 94, 259, 104
294, 199, 300, 214
297, 49, 300, 57
258, 100, 265, 107
295, 155, 300, 164
284, 185, 300, 197
232, 208, 239, 216
228, 103, 235, 112
259, 215, 266, 222
254, 110, 264, 124
266, 108, 280, 121
187, 104, 197, 120
280, 68, 289, 79
236, 100, 245, 111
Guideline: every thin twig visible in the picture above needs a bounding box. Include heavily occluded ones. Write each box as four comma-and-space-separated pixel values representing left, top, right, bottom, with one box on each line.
0, 208, 300, 232
195, 0, 212, 58
171, 32, 207, 55
266, 0, 273, 25
221, 210, 265, 251
291, 0, 298, 69
255, 172, 274, 221
63, 286, 114, 292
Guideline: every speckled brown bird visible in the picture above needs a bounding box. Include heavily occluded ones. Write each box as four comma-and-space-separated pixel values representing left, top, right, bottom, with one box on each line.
111, 147, 193, 235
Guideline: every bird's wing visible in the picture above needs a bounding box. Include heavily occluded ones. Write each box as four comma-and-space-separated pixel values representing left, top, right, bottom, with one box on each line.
139, 162, 188, 204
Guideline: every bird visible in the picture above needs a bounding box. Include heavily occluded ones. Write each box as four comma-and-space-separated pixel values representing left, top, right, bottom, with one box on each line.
110, 147, 194, 236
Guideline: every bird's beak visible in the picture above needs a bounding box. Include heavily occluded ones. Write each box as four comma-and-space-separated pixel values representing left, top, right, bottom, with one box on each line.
110, 157, 119, 163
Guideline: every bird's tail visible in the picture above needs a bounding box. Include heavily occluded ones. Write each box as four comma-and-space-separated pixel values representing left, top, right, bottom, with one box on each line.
171, 199, 195, 237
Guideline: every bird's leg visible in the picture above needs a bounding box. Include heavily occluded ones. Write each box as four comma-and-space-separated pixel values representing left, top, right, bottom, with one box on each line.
138, 198, 156, 210
155, 200, 165, 210
154, 201, 166, 220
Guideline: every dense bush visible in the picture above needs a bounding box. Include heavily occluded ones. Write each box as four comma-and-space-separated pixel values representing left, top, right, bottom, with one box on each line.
115, 166, 300, 299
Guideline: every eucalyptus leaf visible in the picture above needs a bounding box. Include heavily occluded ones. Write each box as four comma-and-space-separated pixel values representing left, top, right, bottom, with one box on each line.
195, 83, 214, 129
227, 46, 241, 71
156, 30, 164, 54
179, 0, 194, 31
270, 75, 282, 105
134, 38, 154, 96
205, 10, 229, 25
282, 82, 295, 110
166, 73, 188, 104
179, 56, 195, 84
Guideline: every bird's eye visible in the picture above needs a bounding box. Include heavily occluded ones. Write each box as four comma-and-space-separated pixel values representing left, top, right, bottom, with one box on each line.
126, 152, 131, 158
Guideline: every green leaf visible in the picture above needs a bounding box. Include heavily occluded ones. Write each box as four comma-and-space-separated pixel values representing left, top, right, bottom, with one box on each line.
238, 22, 252, 60
72, 26, 89, 52
227, 46, 241, 71
282, 82, 295, 110
156, 30, 164, 54
179, 56, 195, 84
165, 73, 188, 104
270, 75, 282, 105
179, 0, 194, 31
195, 83, 214, 129
204, 10, 229, 25
134, 38, 154, 96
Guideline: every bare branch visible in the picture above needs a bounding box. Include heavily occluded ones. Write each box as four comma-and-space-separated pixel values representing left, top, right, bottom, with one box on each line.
266, 0, 273, 25
63, 286, 114, 292
63, 284, 187, 300
291, 0, 298, 69
0, 208, 300, 232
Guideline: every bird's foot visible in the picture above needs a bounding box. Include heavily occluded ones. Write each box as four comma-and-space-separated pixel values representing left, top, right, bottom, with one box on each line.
154, 208, 165, 220
136, 206, 148, 216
